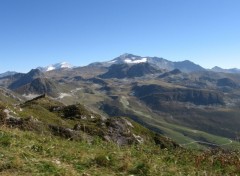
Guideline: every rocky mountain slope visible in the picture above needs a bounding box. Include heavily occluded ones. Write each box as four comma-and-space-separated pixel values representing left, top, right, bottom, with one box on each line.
211, 66, 240, 73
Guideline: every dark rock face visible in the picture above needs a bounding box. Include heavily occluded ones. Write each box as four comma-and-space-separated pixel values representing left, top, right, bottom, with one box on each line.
8, 69, 44, 90
28, 78, 58, 95
127, 63, 161, 77
133, 84, 224, 106
100, 63, 160, 79
217, 78, 238, 88
100, 64, 129, 79
12, 77, 58, 97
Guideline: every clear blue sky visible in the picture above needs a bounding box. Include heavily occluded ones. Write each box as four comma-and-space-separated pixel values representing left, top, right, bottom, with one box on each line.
0, 0, 240, 73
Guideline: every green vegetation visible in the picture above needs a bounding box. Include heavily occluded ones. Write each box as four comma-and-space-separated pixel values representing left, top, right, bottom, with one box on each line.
0, 96, 240, 175
1, 127, 240, 175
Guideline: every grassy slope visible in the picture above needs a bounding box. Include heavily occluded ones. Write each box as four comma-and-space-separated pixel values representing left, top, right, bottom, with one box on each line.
1, 127, 240, 176
1, 96, 240, 175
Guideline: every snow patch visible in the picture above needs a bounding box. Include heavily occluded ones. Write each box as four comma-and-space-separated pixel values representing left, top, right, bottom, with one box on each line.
70, 88, 82, 93
59, 62, 72, 68
22, 94, 40, 100
58, 93, 71, 99
108, 60, 117, 63
39, 62, 73, 72
124, 58, 147, 64
46, 66, 55, 71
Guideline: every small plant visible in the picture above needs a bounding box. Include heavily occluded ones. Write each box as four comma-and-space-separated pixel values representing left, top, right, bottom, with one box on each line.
0, 132, 11, 147
130, 162, 151, 176
94, 152, 117, 168
36, 161, 63, 175
31, 144, 44, 153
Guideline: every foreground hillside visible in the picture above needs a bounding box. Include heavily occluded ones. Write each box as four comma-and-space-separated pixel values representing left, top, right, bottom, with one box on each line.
1, 96, 240, 175
1, 127, 240, 175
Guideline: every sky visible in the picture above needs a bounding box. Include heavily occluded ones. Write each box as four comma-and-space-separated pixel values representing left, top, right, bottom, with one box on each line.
0, 0, 240, 73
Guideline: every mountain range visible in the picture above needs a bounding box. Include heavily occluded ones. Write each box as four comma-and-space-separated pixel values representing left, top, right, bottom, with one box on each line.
1, 54, 239, 75
1, 53, 240, 149
89, 53, 240, 73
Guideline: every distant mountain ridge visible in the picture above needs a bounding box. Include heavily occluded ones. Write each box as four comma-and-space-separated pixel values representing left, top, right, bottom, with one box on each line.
37, 62, 73, 72
1, 54, 240, 75
6, 69, 58, 97
90, 53, 205, 73
211, 66, 240, 74
8, 69, 44, 90
0, 71, 18, 78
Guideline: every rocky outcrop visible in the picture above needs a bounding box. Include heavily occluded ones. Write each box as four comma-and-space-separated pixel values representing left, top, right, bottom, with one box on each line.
47, 117, 145, 146
104, 118, 144, 145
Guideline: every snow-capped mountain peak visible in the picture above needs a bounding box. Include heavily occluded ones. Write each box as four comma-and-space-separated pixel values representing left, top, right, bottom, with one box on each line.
38, 62, 73, 72
109, 54, 148, 64
88, 53, 205, 72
